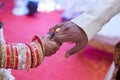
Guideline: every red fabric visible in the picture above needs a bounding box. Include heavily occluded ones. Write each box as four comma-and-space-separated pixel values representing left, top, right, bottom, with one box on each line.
0, 0, 113, 80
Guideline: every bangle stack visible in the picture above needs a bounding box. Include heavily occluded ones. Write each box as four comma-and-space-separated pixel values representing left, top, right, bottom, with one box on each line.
0, 35, 44, 70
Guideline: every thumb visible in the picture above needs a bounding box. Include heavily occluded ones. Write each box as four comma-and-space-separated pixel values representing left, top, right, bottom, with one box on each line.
65, 42, 85, 58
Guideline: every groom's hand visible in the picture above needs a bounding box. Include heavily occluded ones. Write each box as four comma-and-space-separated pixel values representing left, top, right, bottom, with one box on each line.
49, 21, 88, 58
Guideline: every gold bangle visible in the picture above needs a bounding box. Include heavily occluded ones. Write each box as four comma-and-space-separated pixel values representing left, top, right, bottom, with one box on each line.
1, 42, 6, 68
0, 42, 3, 68
17, 43, 27, 70
10, 43, 14, 69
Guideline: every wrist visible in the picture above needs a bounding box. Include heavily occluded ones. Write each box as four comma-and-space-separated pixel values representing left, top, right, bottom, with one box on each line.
70, 21, 88, 42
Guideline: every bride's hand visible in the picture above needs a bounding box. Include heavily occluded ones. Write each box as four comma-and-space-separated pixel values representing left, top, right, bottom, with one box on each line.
42, 34, 61, 56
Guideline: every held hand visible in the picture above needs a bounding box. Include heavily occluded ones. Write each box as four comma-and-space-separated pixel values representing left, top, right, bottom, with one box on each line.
49, 21, 88, 58
41, 34, 61, 56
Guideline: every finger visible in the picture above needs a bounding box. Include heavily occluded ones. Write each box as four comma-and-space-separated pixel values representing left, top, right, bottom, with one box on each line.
42, 34, 51, 40
50, 26, 71, 42
45, 34, 52, 40
49, 23, 64, 32
48, 23, 64, 39
65, 41, 85, 58
46, 34, 52, 39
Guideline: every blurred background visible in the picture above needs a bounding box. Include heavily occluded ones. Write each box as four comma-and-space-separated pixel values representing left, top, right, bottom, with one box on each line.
1, 0, 120, 80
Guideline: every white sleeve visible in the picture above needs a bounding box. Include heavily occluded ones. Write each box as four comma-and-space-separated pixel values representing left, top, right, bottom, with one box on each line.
71, 0, 120, 41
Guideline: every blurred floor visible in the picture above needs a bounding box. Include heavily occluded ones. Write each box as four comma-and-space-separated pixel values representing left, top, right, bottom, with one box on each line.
0, 0, 113, 80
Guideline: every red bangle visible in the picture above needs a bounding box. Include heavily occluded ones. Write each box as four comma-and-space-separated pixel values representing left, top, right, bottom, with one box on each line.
25, 44, 31, 71
13, 44, 16, 69
32, 35, 44, 54
27, 44, 36, 68
14, 45, 18, 69
30, 42, 40, 67
33, 41, 44, 65
6, 43, 11, 68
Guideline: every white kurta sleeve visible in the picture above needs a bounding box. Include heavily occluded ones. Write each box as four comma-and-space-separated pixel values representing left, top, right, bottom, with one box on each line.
71, 0, 120, 41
